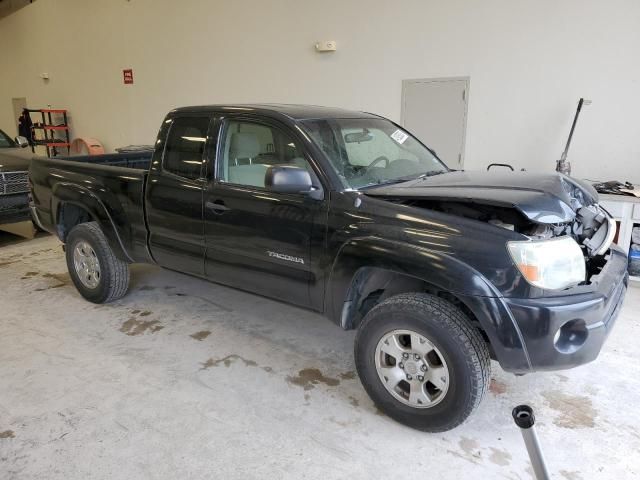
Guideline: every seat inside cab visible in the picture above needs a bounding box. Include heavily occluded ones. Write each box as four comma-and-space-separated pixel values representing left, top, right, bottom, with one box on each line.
222, 121, 310, 188
226, 132, 269, 187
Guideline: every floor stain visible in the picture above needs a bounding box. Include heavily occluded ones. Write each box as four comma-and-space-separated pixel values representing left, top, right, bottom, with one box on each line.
190, 330, 212, 341
262, 366, 273, 373
169, 292, 233, 312
22, 271, 39, 279
459, 437, 480, 456
43, 272, 70, 283
328, 416, 361, 428
556, 374, 570, 383
489, 447, 512, 466
0, 260, 18, 268
447, 449, 480, 465
0, 430, 15, 439
201, 354, 258, 369
560, 470, 584, 480
119, 317, 164, 336
131, 309, 141, 314
286, 368, 340, 391
542, 390, 597, 429
348, 396, 360, 407
452, 437, 485, 464
139, 286, 156, 291
139, 311, 152, 317
35, 272, 70, 291
489, 378, 507, 395
339, 371, 356, 380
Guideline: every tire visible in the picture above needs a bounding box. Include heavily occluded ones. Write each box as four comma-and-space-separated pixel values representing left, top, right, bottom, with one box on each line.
65, 222, 130, 303
354, 292, 490, 432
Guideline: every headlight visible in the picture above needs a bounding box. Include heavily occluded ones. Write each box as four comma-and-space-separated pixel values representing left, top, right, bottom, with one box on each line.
507, 236, 586, 290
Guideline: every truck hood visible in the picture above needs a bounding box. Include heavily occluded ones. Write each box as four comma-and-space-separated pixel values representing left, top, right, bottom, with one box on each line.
363, 170, 598, 224
0, 147, 32, 172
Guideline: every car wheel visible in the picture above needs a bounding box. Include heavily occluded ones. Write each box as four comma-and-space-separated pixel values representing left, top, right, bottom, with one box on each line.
354, 292, 490, 432
65, 222, 130, 303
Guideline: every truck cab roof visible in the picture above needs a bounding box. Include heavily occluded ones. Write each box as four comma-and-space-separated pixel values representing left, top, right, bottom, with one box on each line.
170, 104, 381, 122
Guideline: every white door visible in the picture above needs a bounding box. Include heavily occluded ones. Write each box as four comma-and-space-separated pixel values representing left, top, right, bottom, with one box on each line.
402, 78, 469, 169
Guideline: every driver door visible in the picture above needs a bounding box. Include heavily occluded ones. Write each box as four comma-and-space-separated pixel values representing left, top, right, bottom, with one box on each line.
204, 117, 327, 309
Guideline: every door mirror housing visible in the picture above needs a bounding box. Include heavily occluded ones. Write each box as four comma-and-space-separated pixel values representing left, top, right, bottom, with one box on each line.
15, 136, 29, 148
265, 165, 314, 194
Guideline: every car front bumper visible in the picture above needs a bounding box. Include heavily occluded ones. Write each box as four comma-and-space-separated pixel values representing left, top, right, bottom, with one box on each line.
501, 245, 628, 373
0, 193, 31, 225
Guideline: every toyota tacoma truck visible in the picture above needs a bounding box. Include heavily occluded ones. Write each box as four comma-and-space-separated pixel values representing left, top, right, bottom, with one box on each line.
1, 129, 32, 226
29, 104, 628, 432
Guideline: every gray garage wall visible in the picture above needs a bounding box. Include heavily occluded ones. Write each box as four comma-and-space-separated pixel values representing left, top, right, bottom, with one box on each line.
0, 0, 638, 182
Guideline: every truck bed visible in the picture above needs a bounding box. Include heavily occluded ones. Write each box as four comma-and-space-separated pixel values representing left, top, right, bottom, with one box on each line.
29, 151, 154, 263
56, 150, 153, 170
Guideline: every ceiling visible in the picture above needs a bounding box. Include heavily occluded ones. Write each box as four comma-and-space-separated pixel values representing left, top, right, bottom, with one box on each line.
0, 0, 34, 20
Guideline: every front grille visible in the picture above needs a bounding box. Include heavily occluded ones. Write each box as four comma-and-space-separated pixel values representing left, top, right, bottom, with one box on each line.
0, 171, 29, 195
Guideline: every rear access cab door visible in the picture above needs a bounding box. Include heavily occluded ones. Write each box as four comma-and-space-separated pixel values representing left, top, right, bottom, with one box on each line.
145, 113, 216, 275
203, 114, 329, 309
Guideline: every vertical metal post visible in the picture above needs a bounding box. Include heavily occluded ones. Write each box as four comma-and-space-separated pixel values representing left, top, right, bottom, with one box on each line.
512, 405, 551, 480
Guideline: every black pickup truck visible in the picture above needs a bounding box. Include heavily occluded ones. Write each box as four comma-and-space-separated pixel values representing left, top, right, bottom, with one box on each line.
30, 104, 628, 432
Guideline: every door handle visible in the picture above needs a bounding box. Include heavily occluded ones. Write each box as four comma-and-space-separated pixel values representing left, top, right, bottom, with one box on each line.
206, 200, 230, 213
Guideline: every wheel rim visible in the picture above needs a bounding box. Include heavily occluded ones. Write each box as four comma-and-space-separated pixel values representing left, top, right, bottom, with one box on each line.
73, 240, 101, 289
374, 329, 450, 408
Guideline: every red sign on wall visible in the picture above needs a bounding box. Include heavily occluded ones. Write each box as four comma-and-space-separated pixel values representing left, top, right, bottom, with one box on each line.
123, 69, 134, 85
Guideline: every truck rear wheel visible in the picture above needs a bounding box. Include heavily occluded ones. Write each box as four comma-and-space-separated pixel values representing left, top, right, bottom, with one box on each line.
354, 293, 490, 432
65, 222, 130, 303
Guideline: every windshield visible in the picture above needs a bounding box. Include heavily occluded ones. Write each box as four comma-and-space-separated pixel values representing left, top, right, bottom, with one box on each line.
301, 118, 448, 189
0, 129, 16, 148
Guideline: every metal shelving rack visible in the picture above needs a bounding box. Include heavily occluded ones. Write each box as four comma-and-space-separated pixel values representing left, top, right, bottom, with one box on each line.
27, 108, 70, 157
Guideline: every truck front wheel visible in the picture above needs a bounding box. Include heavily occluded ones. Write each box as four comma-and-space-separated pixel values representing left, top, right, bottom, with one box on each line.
354, 293, 490, 432
65, 222, 130, 303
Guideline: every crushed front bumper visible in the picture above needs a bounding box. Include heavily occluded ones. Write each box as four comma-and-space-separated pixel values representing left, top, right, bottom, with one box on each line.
502, 245, 628, 372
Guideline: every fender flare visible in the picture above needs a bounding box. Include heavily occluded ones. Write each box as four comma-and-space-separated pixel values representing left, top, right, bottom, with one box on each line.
326, 236, 532, 371
52, 182, 132, 262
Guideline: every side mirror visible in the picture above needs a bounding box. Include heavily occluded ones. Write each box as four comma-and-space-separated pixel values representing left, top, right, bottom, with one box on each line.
15, 136, 29, 148
265, 165, 314, 194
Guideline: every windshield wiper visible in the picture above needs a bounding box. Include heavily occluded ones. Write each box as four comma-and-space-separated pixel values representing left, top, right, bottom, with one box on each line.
416, 170, 449, 180
359, 170, 448, 189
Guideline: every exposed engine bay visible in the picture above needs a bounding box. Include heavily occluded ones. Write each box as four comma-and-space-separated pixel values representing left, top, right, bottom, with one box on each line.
363, 170, 616, 284
397, 198, 616, 282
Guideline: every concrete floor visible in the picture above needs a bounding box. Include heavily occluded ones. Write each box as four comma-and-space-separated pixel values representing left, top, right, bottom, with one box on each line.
1, 232, 639, 480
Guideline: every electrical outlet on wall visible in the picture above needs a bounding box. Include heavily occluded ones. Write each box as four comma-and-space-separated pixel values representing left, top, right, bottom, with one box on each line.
315, 41, 337, 52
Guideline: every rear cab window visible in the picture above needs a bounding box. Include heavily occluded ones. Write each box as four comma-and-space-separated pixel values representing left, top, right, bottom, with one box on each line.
162, 116, 211, 180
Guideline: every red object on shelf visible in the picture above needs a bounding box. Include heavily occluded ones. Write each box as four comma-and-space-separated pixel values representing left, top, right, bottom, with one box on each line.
45, 142, 71, 147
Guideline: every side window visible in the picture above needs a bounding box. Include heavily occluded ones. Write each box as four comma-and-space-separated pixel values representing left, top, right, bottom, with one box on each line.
163, 116, 210, 179
218, 120, 310, 188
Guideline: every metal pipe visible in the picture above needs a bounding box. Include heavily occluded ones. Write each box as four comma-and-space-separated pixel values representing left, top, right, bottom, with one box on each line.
556, 98, 592, 176
512, 405, 551, 480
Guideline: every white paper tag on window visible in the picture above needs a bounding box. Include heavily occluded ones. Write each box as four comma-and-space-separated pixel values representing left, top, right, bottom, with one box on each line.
390, 129, 409, 144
